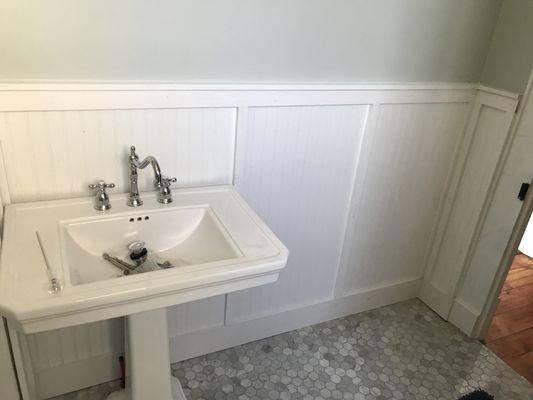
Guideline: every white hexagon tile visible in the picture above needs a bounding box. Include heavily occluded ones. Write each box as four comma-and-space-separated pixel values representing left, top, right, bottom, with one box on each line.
50, 300, 533, 400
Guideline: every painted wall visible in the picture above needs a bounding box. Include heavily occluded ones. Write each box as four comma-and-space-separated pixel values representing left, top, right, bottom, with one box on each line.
0, 0, 501, 83
481, 0, 533, 93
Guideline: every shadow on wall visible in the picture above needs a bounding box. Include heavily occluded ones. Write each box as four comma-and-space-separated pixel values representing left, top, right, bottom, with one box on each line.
481, 0, 533, 93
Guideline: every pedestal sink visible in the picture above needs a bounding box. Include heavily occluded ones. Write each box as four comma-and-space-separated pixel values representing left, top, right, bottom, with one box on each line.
0, 186, 288, 400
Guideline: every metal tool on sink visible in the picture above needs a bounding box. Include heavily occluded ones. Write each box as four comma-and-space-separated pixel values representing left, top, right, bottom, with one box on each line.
102, 240, 148, 275
103, 240, 176, 275
102, 253, 137, 275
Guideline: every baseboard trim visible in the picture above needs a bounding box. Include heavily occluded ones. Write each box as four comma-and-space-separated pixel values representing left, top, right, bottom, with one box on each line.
448, 298, 481, 336
169, 278, 421, 362
35, 278, 420, 398
418, 281, 453, 319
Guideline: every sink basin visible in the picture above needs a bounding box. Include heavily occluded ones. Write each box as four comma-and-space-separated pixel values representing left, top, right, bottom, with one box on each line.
0, 186, 288, 333
62, 206, 242, 285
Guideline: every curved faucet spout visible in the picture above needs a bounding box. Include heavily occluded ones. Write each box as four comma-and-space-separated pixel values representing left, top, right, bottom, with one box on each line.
137, 156, 162, 187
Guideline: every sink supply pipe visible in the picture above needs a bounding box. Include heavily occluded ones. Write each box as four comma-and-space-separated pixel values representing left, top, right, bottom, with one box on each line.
35, 231, 62, 293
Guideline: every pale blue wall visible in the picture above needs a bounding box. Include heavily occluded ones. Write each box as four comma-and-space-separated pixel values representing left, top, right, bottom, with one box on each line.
0, 0, 502, 83
481, 0, 533, 93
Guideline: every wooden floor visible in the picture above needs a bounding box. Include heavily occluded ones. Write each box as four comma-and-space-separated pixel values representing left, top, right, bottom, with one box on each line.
485, 253, 533, 383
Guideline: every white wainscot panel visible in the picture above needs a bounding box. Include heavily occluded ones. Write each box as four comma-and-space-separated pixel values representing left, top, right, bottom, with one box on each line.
0, 107, 236, 203
458, 98, 533, 311
0, 84, 482, 399
428, 106, 509, 296
226, 105, 369, 323
339, 102, 470, 294
451, 88, 533, 335
1, 107, 236, 398
26, 318, 124, 398
421, 94, 516, 318
167, 295, 226, 337
27, 295, 226, 398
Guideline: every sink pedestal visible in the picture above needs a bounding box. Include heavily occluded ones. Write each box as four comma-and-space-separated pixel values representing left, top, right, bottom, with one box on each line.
107, 308, 186, 400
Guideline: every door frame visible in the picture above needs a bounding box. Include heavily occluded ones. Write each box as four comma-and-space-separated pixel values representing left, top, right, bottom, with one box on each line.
474, 180, 533, 339
472, 70, 533, 339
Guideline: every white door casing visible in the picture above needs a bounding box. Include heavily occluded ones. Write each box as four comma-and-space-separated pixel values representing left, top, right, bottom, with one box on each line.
419, 87, 518, 320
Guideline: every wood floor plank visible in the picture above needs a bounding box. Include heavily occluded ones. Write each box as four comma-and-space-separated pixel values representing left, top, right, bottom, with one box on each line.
495, 284, 533, 315
486, 327, 533, 359
507, 351, 533, 384
513, 253, 533, 269
502, 272, 533, 290
486, 253, 533, 383
486, 303, 533, 341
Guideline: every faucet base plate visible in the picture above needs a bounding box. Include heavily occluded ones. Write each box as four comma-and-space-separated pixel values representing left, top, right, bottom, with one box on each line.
127, 197, 143, 207
158, 197, 173, 204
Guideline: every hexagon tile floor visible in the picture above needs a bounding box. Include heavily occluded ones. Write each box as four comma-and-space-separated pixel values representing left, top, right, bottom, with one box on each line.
49, 300, 533, 400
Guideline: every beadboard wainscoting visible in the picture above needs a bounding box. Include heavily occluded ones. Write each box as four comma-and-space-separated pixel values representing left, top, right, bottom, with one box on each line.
420, 88, 519, 323
0, 83, 516, 399
447, 76, 533, 338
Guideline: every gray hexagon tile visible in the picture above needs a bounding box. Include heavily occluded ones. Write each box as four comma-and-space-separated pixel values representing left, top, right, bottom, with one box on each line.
49, 299, 533, 399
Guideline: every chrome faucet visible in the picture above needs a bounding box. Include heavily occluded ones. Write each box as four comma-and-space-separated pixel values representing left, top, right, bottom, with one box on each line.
127, 146, 176, 206
88, 181, 115, 210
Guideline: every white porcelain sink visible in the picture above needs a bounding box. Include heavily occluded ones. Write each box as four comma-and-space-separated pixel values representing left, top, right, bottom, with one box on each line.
62, 206, 242, 285
0, 186, 288, 333
0, 186, 288, 400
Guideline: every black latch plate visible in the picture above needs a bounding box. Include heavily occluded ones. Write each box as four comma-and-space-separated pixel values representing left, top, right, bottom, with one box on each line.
518, 182, 530, 201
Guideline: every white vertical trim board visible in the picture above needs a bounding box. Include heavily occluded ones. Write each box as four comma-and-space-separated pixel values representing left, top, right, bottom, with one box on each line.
0, 83, 519, 399
232, 106, 250, 188
420, 88, 519, 319
450, 73, 533, 337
